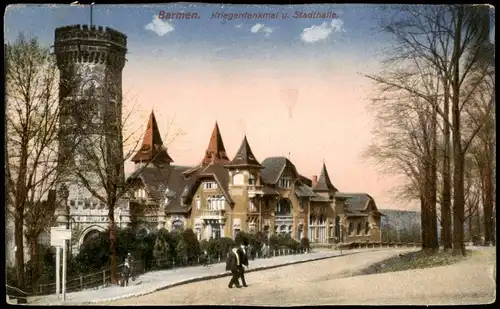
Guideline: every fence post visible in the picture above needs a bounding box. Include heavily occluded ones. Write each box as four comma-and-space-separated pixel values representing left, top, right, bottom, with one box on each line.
80, 276, 83, 291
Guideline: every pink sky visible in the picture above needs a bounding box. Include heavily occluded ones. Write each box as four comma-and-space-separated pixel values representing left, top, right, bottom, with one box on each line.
121, 53, 418, 211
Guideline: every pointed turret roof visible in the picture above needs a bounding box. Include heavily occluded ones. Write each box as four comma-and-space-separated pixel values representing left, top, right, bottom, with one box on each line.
131, 111, 173, 165
312, 162, 337, 192
201, 122, 230, 165
227, 135, 262, 168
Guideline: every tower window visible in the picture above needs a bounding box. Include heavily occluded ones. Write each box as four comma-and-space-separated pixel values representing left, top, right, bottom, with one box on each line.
249, 173, 256, 185
278, 176, 292, 188
204, 182, 218, 190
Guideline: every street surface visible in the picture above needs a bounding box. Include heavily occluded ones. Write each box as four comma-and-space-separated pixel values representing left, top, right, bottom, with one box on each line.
104, 248, 495, 306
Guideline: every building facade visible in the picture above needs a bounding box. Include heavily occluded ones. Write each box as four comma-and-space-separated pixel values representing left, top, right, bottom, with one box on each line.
53, 24, 129, 254
124, 111, 384, 244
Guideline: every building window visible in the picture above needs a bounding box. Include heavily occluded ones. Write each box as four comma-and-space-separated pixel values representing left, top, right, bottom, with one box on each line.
70, 200, 75, 207
249, 173, 256, 185
207, 195, 225, 210
233, 229, 240, 240
309, 214, 315, 226
84, 199, 90, 209
135, 188, 146, 199
278, 176, 292, 189
287, 225, 293, 235
196, 197, 200, 210
275, 198, 291, 214
299, 199, 306, 211
365, 222, 370, 235
204, 182, 218, 190
249, 199, 256, 212
213, 225, 221, 239
348, 222, 354, 235
357, 222, 362, 235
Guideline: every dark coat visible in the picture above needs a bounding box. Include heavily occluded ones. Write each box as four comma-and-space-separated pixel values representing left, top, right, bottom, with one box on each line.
237, 246, 249, 267
225, 248, 239, 271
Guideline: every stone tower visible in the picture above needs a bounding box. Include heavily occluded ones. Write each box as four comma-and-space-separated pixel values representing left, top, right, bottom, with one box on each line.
53, 24, 128, 249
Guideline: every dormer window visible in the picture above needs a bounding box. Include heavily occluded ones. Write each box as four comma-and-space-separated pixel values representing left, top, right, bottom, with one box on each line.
204, 181, 218, 190
135, 188, 147, 199
249, 199, 256, 212
278, 176, 292, 189
249, 173, 256, 185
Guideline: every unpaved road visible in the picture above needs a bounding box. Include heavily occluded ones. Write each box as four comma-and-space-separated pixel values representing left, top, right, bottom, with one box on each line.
104, 248, 495, 306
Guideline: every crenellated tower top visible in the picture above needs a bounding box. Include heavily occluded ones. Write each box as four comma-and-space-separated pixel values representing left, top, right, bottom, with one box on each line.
54, 24, 127, 69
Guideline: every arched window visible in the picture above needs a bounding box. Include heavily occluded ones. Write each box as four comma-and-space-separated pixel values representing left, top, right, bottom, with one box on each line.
357, 222, 362, 235
335, 216, 340, 237
348, 222, 354, 235
365, 222, 370, 235
276, 198, 291, 215
309, 214, 315, 225
249, 173, 257, 185
318, 215, 325, 225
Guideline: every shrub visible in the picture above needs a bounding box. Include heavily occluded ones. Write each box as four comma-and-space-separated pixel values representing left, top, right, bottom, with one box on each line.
216, 237, 235, 259
269, 234, 279, 250
300, 237, 310, 250
181, 228, 201, 264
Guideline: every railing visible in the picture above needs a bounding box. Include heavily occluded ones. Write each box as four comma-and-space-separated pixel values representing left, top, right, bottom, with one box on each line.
27, 247, 308, 297
335, 241, 423, 250
201, 209, 225, 219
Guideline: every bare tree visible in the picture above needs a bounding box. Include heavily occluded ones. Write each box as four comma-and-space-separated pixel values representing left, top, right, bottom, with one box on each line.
365, 5, 493, 255
5, 34, 79, 290
70, 75, 183, 284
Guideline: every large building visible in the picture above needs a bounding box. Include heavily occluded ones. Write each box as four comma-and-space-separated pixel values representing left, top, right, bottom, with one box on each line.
124, 111, 384, 244
52, 24, 129, 253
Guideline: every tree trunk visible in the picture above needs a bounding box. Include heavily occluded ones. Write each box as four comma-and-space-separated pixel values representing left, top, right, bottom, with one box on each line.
451, 6, 466, 257
29, 234, 38, 292
14, 210, 25, 290
429, 102, 439, 250
468, 213, 473, 243
483, 159, 494, 245
441, 80, 453, 250
108, 205, 118, 284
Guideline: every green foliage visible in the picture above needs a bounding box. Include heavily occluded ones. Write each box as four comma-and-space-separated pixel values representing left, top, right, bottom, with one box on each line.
181, 228, 201, 263
300, 237, 310, 250
269, 234, 279, 249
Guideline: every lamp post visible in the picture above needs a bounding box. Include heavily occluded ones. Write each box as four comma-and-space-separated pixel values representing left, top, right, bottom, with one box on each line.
54, 184, 70, 301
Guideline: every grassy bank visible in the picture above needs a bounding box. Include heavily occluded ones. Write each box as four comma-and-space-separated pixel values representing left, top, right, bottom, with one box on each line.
354, 250, 475, 276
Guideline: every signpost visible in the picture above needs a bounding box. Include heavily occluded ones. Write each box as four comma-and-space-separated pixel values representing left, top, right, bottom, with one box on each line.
51, 227, 71, 301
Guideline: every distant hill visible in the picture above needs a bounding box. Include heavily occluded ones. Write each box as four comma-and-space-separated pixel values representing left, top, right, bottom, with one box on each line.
380, 209, 421, 231
380, 209, 442, 237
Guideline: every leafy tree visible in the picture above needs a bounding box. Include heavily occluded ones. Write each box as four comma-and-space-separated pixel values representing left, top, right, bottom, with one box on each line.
181, 228, 201, 264
300, 237, 310, 251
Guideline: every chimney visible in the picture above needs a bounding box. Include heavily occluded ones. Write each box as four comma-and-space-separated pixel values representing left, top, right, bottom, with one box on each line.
312, 175, 318, 187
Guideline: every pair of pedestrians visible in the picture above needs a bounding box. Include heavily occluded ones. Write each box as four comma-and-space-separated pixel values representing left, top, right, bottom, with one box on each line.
226, 240, 249, 289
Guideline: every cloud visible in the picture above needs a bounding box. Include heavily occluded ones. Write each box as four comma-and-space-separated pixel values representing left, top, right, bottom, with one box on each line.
250, 23, 274, 37
300, 19, 344, 43
144, 15, 174, 36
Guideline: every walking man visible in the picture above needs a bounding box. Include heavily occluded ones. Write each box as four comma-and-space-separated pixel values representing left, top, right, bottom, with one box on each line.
226, 244, 242, 289
121, 255, 131, 287
237, 239, 249, 287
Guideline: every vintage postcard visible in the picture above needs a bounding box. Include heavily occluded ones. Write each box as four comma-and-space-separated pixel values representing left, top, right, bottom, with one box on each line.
4, 2, 495, 306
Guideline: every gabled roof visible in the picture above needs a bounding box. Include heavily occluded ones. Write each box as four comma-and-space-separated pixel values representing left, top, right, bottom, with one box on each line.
295, 184, 317, 198
336, 192, 383, 216
201, 122, 230, 165
181, 163, 234, 206
131, 111, 174, 165
313, 162, 337, 192
227, 135, 262, 168
126, 165, 192, 213
260, 157, 299, 185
